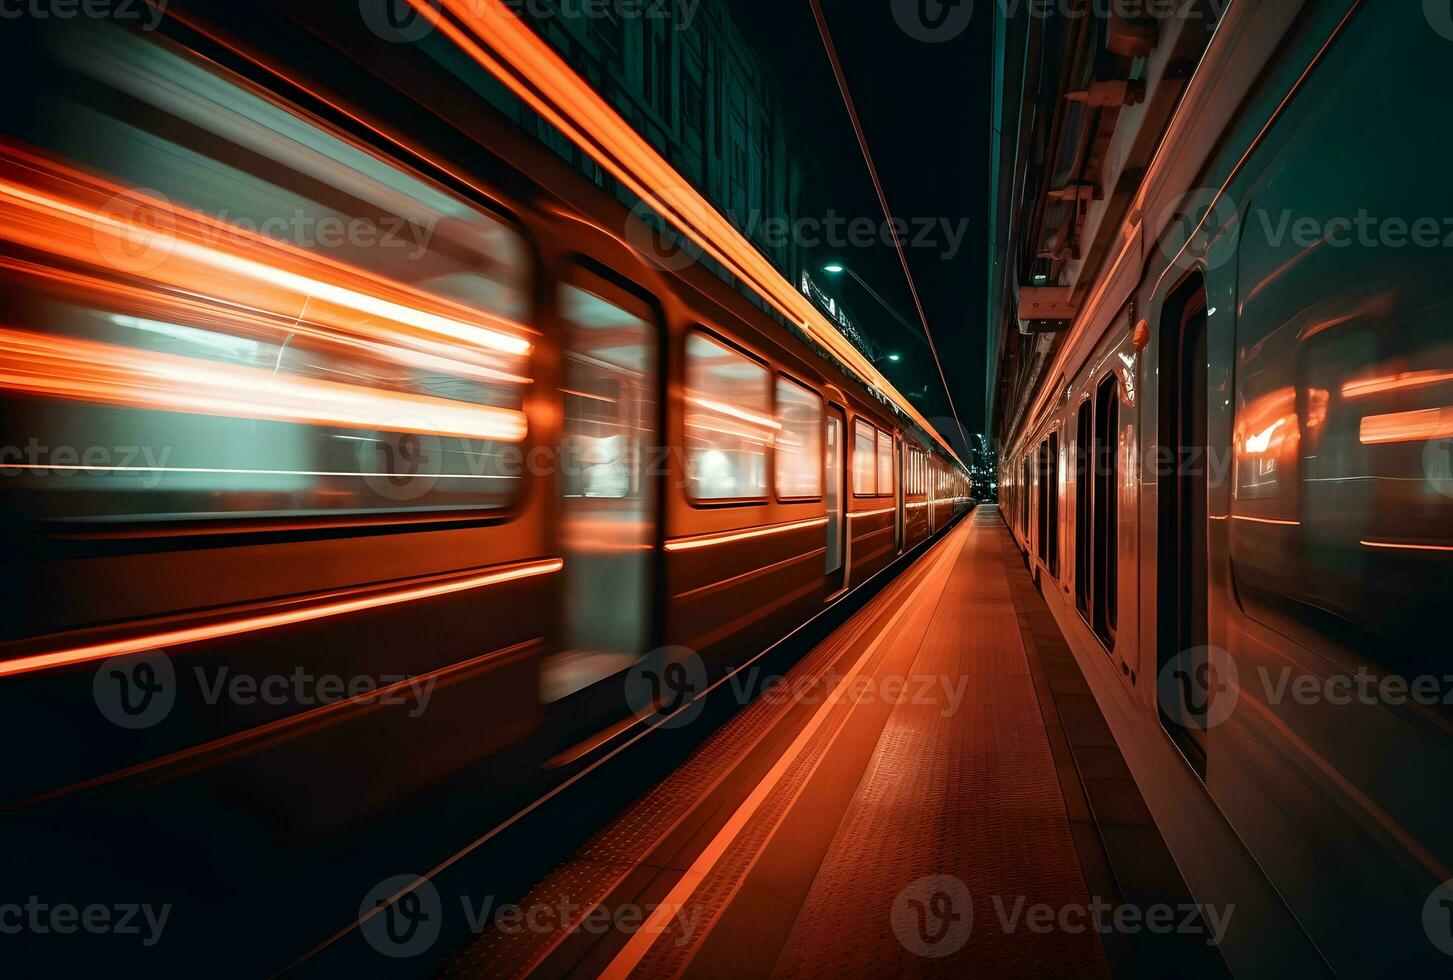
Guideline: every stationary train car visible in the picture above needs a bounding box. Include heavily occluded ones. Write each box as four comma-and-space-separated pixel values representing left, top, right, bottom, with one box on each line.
1001, 1, 1453, 973
0, 1, 970, 957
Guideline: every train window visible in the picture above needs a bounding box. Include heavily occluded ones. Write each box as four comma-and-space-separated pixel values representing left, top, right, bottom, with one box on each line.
1036, 440, 1049, 566
1047, 431, 1060, 578
853, 420, 878, 496
1021, 456, 1031, 534
684, 331, 771, 501
551, 269, 658, 701
774, 377, 823, 499
1075, 398, 1092, 615
0, 24, 536, 525
1093, 375, 1120, 647
560, 281, 656, 500
877, 430, 895, 497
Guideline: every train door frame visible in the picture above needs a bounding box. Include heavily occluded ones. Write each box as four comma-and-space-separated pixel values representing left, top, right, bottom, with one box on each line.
824, 402, 848, 599
1156, 275, 1215, 774
545, 257, 666, 706
894, 435, 905, 554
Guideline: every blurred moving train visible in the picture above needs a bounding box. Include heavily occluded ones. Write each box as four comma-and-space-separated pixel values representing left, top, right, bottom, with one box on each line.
999, 1, 1453, 974
0, 2, 970, 968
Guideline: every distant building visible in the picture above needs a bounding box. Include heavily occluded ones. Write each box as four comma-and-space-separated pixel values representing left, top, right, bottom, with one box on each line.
485, 1, 806, 284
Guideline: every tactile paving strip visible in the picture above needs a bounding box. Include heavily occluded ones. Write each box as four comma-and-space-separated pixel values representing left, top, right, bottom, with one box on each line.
770, 508, 1111, 978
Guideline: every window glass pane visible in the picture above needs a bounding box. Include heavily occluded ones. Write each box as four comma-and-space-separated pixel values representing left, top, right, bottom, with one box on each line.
685, 332, 771, 500
877, 430, 894, 497
775, 377, 822, 497
853, 420, 877, 495
560, 284, 654, 500
0, 24, 533, 524
549, 276, 657, 702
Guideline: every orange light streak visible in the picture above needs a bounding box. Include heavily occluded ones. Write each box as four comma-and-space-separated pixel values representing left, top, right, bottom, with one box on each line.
0, 326, 527, 442
1359, 407, 1453, 445
0, 559, 562, 679
0, 255, 531, 386
409, 0, 963, 468
663, 516, 828, 552
1230, 515, 1301, 526
1342, 370, 1453, 399
685, 395, 782, 430
0, 150, 534, 358
1361, 540, 1453, 553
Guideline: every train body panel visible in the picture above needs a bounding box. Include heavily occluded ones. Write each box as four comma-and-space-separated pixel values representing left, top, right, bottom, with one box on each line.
1001, 1, 1453, 973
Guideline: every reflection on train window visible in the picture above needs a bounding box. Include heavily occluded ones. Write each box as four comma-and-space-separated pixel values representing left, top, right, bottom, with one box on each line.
550, 273, 658, 702
853, 420, 878, 495
877, 430, 894, 498
560, 283, 654, 500
1230, 314, 1453, 675
774, 377, 823, 498
0, 23, 536, 524
684, 332, 771, 501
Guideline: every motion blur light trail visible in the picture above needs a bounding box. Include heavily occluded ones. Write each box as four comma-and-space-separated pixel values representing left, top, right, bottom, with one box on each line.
404, 0, 964, 465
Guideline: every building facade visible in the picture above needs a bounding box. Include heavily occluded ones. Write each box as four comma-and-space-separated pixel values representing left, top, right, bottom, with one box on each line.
479, 1, 805, 286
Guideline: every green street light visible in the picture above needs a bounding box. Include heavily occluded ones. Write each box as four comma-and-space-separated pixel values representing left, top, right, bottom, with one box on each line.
822, 263, 845, 274
887, 353, 901, 362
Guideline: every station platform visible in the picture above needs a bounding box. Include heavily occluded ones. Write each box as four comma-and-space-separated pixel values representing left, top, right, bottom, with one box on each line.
439, 508, 1227, 978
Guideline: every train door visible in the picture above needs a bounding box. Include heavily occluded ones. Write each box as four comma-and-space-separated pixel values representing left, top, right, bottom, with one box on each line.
825, 404, 847, 595
545, 264, 659, 703
894, 437, 905, 552
1158, 279, 1212, 769
928, 460, 937, 533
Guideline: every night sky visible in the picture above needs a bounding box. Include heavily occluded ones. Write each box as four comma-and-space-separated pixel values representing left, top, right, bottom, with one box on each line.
731, 0, 993, 438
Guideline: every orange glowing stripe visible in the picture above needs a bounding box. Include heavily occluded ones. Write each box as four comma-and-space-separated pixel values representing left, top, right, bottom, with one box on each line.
1359, 407, 1453, 445
1343, 371, 1453, 399
0, 151, 534, 358
663, 517, 828, 552
1230, 515, 1301, 526
0, 255, 531, 386
411, 0, 964, 468
850, 506, 897, 518
0, 559, 562, 679
686, 396, 782, 430
0, 326, 527, 442
1361, 540, 1453, 553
